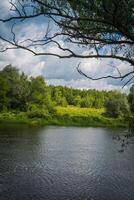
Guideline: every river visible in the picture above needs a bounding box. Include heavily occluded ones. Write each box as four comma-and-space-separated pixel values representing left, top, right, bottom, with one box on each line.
0, 125, 134, 200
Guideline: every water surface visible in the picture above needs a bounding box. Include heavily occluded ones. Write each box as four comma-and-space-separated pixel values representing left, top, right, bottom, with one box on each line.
0, 125, 134, 200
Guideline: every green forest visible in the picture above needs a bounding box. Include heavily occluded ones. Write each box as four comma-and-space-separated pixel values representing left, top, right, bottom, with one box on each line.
0, 65, 134, 127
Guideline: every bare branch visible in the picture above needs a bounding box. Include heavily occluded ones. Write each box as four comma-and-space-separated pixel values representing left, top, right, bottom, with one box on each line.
77, 63, 134, 82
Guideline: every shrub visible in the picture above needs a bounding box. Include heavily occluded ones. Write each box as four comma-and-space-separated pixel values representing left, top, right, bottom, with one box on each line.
104, 92, 130, 118
128, 84, 134, 113
27, 109, 50, 119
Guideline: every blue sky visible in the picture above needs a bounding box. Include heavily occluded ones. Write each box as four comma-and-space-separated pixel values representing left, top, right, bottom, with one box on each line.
0, 1, 132, 92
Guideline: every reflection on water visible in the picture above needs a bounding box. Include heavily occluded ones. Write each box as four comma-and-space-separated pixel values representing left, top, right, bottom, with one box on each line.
0, 125, 134, 200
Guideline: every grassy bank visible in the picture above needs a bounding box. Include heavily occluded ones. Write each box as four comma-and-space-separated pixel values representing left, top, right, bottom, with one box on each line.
55, 106, 128, 127
0, 106, 129, 128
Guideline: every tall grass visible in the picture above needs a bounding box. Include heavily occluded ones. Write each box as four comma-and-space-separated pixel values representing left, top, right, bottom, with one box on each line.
55, 106, 127, 127
56, 106, 105, 117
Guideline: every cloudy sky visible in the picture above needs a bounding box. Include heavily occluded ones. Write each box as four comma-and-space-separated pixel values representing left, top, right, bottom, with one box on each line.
0, 1, 133, 92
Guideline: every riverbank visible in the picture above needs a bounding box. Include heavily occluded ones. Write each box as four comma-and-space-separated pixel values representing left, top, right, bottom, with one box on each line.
0, 106, 130, 128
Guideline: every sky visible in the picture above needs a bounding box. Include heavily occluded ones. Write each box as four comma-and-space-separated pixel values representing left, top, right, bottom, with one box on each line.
0, 1, 133, 93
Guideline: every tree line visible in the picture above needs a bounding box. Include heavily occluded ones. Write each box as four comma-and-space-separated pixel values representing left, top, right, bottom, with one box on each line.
0, 65, 134, 118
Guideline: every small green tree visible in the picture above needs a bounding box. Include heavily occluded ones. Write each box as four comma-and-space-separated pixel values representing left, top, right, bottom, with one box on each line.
80, 96, 94, 108
29, 76, 55, 114
74, 95, 81, 107
52, 87, 68, 107
2, 65, 30, 111
128, 84, 134, 113
104, 92, 130, 118
30, 76, 47, 106
0, 74, 9, 110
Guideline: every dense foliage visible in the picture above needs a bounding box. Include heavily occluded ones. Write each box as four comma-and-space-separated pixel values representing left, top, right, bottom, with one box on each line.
104, 92, 130, 118
128, 85, 134, 113
0, 65, 133, 119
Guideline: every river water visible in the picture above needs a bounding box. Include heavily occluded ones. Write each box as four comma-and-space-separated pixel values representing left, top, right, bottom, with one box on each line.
0, 125, 134, 200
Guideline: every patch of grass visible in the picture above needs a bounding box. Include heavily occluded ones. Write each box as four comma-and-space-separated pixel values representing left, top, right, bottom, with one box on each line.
55, 106, 128, 128
56, 106, 105, 117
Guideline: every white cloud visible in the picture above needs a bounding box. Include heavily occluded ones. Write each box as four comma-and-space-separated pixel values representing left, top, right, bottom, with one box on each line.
46, 78, 127, 92
0, 49, 45, 77
80, 58, 111, 78
0, 1, 11, 18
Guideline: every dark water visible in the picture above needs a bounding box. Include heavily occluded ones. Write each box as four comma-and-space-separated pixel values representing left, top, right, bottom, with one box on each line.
0, 125, 134, 200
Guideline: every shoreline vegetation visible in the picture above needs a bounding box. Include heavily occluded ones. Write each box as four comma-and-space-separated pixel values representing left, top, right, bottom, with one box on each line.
0, 106, 131, 128
0, 65, 134, 128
